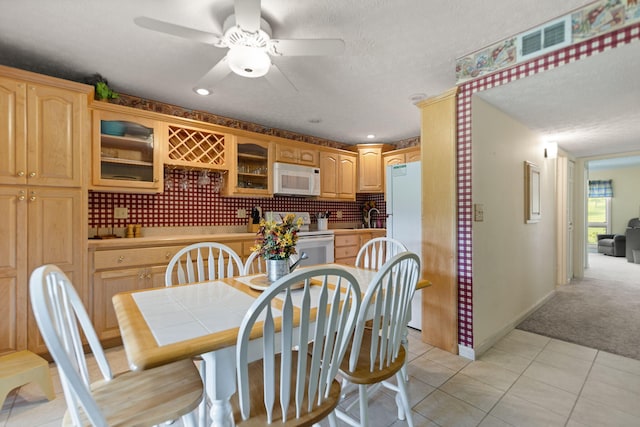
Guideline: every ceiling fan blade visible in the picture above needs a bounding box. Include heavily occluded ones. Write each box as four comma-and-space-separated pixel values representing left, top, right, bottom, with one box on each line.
268, 39, 345, 56
234, 0, 261, 32
264, 64, 297, 94
134, 16, 224, 46
194, 56, 232, 90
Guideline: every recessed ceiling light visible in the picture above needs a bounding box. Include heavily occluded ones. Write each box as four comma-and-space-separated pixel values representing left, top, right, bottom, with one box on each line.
308, 118, 322, 124
194, 88, 211, 96
366, 134, 375, 139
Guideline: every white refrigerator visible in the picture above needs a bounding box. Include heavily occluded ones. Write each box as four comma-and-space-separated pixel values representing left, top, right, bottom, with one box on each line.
386, 162, 422, 330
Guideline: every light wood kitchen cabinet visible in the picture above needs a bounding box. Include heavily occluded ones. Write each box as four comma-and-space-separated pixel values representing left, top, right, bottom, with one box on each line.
319, 150, 357, 200
91, 245, 181, 341
224, 136, 273, 197
334, 229, 386, 265
91, 105, 163, 193
356, 144, 387, 193
0, 187, 27, 355
0, 66, 89, 356
90, 238, 248, 344
382, 146, 420, 192
13, 187, 85, 355
0, 72, 89, 187
275, 142, 319, 167
165, 121, 228, 170
382, 146, 420, 169
93, 265, 167, 341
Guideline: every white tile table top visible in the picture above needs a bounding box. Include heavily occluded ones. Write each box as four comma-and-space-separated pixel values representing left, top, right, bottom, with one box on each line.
132, 281, 258, 346
298, 264, 379, 293
234, 273, 344, 309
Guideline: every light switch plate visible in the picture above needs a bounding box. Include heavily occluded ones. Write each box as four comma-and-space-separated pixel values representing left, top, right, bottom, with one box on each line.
336, 210, 343, 219
114, 207, 129, 219
237, 208, 247, 219
473, 204, 484, 222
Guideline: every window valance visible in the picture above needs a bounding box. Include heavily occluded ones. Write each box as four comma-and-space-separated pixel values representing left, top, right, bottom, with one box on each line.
588, 179, 613, 198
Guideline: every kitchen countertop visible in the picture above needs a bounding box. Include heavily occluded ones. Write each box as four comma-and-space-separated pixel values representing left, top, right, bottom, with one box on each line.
88, 232, 257, 249
88, 228, 387, 250
332, 228, 386, 235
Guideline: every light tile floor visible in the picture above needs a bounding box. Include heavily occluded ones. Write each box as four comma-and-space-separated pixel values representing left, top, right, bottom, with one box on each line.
2, 328, 640, 426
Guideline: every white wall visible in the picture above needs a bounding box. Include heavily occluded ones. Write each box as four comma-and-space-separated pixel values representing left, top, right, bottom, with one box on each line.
589, 166, 640, 234
471, 97, 557, 353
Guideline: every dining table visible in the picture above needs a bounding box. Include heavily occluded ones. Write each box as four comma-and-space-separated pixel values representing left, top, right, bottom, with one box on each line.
112, 263, 430, 427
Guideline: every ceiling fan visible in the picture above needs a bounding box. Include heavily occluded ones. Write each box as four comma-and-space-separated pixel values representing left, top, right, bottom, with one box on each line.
134, 0, 345, 94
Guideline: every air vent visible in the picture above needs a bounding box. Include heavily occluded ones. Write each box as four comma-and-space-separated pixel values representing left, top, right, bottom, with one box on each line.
517, 16, 571, 62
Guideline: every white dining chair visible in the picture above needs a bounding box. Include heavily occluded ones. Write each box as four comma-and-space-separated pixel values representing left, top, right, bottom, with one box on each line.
165, 241, 244, 286
29, 264, 203, 427
232, 266, 362, 426
355, 237, 407, 270
165, 241, 244, 425
336, 252, 421, 427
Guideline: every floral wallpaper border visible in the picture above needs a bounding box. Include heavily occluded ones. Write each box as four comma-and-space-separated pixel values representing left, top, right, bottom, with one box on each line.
456, 0, 640, 83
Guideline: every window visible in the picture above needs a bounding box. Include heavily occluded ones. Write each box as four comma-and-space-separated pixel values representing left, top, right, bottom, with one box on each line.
587, 197, 610, 245
587, 179, 613, 246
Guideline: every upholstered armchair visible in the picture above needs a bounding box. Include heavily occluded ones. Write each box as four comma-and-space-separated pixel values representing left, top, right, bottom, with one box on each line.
626, 218, 640, 263
597, 233, 626, 257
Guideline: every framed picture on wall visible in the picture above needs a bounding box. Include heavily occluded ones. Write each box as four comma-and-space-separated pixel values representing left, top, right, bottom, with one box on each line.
524, 161, 541, 223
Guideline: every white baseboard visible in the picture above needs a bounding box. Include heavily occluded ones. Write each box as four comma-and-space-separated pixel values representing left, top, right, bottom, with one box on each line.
472, 289, 557, 358
458, 344, 475, 360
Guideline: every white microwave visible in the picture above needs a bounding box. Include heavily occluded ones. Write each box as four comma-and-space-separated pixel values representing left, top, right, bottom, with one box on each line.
273, 162, 321, 196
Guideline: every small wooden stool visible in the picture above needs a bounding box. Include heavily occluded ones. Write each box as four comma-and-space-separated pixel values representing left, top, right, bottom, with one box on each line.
0, 350, 55, 409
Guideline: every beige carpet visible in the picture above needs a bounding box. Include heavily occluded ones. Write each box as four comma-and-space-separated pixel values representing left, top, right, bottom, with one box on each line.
517, 253, 640, 360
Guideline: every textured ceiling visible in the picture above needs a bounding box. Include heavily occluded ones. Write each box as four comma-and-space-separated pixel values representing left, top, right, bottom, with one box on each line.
478, 41, 640, 159
1, 0, 622, 155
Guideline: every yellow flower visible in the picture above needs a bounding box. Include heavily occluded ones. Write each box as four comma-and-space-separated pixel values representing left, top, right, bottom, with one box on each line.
252, 213, 302, 260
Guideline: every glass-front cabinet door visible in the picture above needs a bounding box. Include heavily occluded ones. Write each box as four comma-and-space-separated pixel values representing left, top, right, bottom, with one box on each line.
91, 107, 163, 193
224, 136, 272, 196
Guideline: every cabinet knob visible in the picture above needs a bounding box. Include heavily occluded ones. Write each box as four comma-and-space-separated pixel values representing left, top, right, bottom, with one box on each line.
139, 273, 146, 279
18, 195, 25, 201
165, 252, 171, 259
29, 172, 36, 178
117, 255, 124, 262
146, 273, 152, 279
29, 191, 36, 201
17, 171, 25, 177
154, 178, 159, 183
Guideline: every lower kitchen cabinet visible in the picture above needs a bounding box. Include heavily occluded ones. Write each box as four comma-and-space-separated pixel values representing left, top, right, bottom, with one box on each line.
93, 265, 166, 341
334, 230, 386, 266
0, 186, 85, 355
89, 237, 249, 345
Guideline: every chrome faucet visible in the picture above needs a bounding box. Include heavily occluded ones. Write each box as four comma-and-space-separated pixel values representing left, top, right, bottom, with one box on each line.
365, 207, 380, 228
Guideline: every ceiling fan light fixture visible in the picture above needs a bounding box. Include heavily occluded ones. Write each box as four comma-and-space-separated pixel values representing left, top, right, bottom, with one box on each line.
227, 46, 271, 78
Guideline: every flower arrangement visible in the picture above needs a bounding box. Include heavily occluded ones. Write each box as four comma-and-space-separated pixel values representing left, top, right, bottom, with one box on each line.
251, 213, 303, 260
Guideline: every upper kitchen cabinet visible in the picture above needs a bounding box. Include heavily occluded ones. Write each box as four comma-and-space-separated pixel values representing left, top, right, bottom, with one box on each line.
91, 104, 163, 193
382, 146, 420, 189
356, 144, 390, 193
382, 146, 420, 168
319, 150, 357, 200
0, 69, 91, 187
275, 140, 319, 167
223, 135, 273, 197
164, 120, 228, 170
